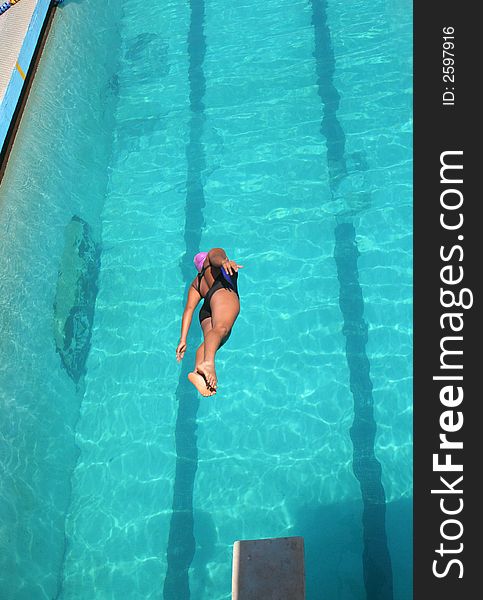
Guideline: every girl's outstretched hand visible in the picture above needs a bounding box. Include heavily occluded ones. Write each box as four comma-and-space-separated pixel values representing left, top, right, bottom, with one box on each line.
176, 340, 187, 362
221, 258, 244, 275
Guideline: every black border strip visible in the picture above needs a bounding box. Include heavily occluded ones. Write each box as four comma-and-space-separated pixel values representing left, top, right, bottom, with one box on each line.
414, 3, 478, 598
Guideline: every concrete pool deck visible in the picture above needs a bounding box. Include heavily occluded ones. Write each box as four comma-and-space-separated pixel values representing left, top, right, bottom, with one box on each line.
0, 0, 53, 175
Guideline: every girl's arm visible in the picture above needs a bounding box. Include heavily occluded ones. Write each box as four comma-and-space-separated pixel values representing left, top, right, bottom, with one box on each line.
176, 285, 202, 361
207, 247, 228, 267
207, 248, 243, 275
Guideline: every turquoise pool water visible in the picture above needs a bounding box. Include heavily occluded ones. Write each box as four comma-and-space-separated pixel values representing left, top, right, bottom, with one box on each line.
0, 1, 412, 599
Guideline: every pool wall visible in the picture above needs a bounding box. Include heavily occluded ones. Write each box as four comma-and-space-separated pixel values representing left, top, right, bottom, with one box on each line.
0, 0, 52, 164
0, 2, 122, 598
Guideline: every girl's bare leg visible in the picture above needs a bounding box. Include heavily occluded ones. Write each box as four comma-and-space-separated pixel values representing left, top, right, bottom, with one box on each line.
194, 341, 205, 371
188, 319, 216, 396
197, 290, 240, 390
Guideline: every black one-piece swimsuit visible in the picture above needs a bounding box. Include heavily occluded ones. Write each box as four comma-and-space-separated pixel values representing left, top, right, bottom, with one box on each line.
196, 264, 239, 323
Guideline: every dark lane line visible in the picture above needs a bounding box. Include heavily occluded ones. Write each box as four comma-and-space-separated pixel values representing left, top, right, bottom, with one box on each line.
310, 1, 394, 598
163, 1, 206, 598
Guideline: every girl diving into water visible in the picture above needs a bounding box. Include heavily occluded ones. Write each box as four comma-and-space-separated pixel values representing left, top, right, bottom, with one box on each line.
176, 248, 243, 396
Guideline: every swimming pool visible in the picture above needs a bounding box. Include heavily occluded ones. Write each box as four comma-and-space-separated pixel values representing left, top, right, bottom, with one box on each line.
0, 1, 412, 598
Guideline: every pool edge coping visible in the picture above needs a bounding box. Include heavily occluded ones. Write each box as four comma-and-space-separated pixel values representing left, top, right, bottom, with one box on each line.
0, 0, 56, 185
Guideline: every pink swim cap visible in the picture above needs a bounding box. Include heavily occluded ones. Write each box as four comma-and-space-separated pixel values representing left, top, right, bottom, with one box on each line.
193, 251, 208, 272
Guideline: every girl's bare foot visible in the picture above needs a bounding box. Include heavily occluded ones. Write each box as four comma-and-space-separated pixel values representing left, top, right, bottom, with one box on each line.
196, 361, 217, 390
188, 371, 216, 396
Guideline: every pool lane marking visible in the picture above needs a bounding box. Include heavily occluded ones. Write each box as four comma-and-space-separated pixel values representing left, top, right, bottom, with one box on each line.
310, 1, 394, 598
16, 61, 26, 80
163, 1, 207, 599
